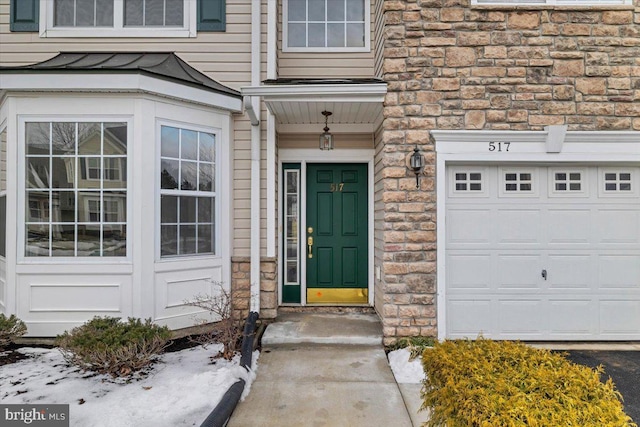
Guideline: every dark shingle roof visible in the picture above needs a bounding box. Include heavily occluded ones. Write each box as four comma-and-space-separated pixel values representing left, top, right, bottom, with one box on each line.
0, 52, 240, 98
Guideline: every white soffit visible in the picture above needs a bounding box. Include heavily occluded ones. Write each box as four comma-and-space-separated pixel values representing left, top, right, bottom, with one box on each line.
241, 84, 387, 132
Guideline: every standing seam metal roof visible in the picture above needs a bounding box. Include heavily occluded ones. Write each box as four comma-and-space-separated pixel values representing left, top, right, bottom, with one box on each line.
0, 52, 241, 98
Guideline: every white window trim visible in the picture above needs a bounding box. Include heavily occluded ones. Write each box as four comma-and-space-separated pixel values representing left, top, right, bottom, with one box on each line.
499, 167, 539, 197
156, 119, 221, 262
283, 168, 300, 286
18, 116, 133, 263
282, 0, 371, 53
598, 167, 638, 198
39, 0, 197, 38
472, 0, 631, 5
548, 167, 589, 198
277, 149, 375, 307
448, 166, 488, 198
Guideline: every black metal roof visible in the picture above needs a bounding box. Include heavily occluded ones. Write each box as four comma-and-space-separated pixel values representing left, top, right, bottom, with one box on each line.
262, 77, 385, 85
0, 52, 241, 98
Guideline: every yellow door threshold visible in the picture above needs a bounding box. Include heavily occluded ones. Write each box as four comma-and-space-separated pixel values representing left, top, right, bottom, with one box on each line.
307, 288, 368, 304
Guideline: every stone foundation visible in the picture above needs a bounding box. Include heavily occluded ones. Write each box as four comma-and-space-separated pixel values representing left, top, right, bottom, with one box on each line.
231, 256, 278, 321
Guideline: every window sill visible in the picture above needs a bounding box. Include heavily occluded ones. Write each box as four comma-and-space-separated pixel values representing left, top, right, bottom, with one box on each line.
39, 28, 197, 38
282, 46, 371, 54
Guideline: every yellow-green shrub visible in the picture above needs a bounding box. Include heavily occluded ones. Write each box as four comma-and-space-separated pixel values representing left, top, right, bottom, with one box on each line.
421, 339, 636, 427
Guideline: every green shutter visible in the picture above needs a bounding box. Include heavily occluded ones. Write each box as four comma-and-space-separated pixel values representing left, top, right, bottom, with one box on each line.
10, 0, 39, 32
198, 0, 226, 32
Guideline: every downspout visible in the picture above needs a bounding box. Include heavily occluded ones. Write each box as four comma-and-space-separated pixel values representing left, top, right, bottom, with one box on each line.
249, 0, 262, 313
266, 0, 277, 259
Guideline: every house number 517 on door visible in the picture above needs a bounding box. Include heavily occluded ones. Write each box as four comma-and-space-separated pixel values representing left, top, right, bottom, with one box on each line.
330, 183, 344, 192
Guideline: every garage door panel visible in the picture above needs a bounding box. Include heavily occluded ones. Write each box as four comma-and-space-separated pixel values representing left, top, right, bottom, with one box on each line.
447, 254, 491, 289
447, 299, 492, 338
596, 210, 640, 244
497, 210, 542, 244
497, 255, 541, 289
547, 209, 591, 245
497, 300, 545, 335
546, 255, 592, 289
598, 255, 640, 288
447, 209, 492, 244
446, 164, 640, 341
548, 300, 594, 335
599, 300, 640, 335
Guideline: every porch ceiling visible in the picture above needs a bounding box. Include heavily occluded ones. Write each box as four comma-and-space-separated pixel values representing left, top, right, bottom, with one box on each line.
241, 80, 387, 133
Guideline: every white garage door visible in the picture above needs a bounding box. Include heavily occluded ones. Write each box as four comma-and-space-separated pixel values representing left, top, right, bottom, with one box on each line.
446, 165, 640, 341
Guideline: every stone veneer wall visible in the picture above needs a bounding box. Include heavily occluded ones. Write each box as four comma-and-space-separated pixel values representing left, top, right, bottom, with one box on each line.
231, 257, 278, 321
377, 0, 640, 342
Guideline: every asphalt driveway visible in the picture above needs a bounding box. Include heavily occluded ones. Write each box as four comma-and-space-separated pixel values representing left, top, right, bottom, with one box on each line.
563, 351, 640, 423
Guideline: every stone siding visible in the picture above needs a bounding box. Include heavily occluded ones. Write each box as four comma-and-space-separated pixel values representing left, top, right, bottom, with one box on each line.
377, 0, 640, 342
231, 257, 278, 321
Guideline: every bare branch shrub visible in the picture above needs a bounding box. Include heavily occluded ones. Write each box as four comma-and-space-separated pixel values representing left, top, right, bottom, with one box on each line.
186, 282, 242, 360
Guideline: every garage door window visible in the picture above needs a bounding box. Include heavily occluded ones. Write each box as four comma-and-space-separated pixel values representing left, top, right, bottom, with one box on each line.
455, 172, 482, 192
604, 172, 632, 192
501, 169, 537, 197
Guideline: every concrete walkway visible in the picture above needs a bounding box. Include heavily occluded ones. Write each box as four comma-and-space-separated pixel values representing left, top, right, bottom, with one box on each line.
227, 313, 416, 427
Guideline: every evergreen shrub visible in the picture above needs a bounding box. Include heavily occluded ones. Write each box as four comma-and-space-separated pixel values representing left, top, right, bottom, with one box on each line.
0, 314, 27, 350
421, 339, 636, 427
56, 316, 171, 377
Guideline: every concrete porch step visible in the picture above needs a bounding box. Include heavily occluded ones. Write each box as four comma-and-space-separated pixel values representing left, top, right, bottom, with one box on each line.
261, 312, 383, 347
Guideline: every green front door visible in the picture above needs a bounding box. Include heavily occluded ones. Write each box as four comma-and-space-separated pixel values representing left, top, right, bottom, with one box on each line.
306, 163, 368, 304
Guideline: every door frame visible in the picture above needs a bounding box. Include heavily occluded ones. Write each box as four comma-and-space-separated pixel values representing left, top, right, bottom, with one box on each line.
433, 130, 640, 340
278, 149, 375, 306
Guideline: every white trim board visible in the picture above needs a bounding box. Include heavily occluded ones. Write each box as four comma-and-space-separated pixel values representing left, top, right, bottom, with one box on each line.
1, 74, 242, 112
434, 130, 640, 340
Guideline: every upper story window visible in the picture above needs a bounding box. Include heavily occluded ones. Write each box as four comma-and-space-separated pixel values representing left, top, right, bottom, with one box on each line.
472, 0, 631, 5
283, 0, 370, 52
42, 0, 197, 37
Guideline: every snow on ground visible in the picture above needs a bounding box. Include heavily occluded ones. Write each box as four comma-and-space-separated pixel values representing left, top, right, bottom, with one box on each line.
0, 345, 258, 427
388, 348, 425, 384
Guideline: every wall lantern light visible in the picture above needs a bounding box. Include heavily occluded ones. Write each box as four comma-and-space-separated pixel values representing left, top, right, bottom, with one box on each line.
410, 145, 425, 188
319, 110, 333, 150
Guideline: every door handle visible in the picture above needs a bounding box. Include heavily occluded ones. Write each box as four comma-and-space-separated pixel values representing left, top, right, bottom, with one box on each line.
307, 236, 313, 258
541, 269, 547, 280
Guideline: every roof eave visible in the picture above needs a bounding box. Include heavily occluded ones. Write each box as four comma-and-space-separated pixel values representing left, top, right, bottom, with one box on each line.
0, 72, 242, 112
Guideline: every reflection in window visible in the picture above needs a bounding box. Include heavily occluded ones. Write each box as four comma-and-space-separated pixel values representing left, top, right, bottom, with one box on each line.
160, 125, 216, 257
25, 122, 127, 257
54, 0, 185, 28
284, 169, 300, 285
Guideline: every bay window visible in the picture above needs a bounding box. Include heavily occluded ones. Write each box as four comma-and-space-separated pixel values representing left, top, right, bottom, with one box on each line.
160, 125, 216, 258
25, 121, 128, 257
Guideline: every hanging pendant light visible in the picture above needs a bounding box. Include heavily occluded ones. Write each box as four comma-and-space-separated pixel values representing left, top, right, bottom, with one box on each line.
319, 110, 333, 150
